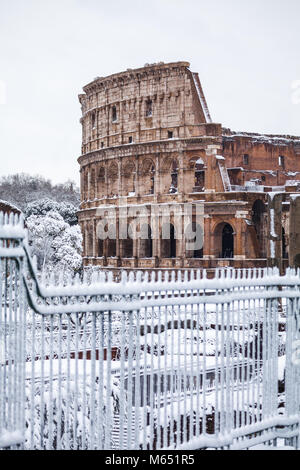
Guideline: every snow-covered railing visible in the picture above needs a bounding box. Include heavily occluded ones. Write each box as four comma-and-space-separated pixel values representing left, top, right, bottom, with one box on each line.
1, 212, 300, 450
0, 213, 26, 449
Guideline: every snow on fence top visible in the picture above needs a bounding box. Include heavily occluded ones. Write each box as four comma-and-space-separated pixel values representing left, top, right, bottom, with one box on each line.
0, 212, 25, 239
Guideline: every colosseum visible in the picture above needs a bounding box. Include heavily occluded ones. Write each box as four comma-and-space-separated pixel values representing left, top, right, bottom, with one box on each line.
77, 61, 300, 274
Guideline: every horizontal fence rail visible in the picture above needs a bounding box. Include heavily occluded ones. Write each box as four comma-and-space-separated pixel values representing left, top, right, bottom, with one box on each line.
0, 213, 300, 450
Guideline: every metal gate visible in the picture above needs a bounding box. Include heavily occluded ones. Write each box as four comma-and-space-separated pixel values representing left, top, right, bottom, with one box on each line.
1, 212, 300, 450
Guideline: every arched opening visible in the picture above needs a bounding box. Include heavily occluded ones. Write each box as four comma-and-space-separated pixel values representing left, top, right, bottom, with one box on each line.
112, 105, 117, 122
139, 224, 153, 258
194, 158, 205, 192
150, 165, 155, 194
108, 162, 118, 197
83, 170, 89, 200
161, 224, 176, 258
294, 254, 300, 268
145, 99, 152, 117
252, 200, 266, 257
107, 238, 116, 257
98, 238, 103, 257
122, 238, 133, 258
282, 227, 288, 259
90, 168, 96, 199
91, 112, 96, 129
123, 162, 135, 196
121, 223, 134, 258
185, 222, 203, 258
169, 161, 178, 193
222, 224, 234, 258
97, 167, 105, 198
142, 160, 155, 195
87, 231, 93, 257
98, 167, 105, 178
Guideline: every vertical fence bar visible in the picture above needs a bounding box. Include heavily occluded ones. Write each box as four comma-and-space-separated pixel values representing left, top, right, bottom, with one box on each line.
119, 309, 126, 450
90, 312, 96, 450
98, 311, 104, 450
105, 310, 112, 450
170, 292, 175, 449
156, 300, 162, 450
30, 305, 36, 448
177, 303, 181, 446
74, 314, 79, 448
66, 314, 71, 450
135, 306, 141, 451
57, 314, 62, 450
127, 310, 133, 450
40, 314, 45, 449
142, 304, 147, 450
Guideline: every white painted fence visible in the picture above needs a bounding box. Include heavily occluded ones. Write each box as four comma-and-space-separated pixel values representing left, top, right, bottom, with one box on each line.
0, 213, 300, 450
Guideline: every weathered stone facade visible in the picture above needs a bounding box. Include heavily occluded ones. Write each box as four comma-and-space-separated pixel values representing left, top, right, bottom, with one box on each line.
77, 61, 300, 273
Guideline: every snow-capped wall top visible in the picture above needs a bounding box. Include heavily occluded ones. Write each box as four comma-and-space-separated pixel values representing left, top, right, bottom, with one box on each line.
223, 128, 300, 146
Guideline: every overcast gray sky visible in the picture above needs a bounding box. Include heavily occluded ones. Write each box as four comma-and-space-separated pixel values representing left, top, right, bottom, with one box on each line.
0, 0, 299, 185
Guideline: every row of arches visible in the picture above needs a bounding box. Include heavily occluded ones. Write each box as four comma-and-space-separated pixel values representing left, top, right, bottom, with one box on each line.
81, 156, 206, 200
86, 222, 208, 259
89, 98, 153, 129
86, 223, 235, 259
84, 198, 290, 262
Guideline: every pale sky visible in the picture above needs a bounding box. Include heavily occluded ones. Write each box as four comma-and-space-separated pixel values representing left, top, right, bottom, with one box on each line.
0, 0, 299, 185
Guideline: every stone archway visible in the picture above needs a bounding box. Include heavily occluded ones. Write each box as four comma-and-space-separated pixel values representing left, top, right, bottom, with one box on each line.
294, 254, 300, 268
252, 199, 267, 257
161, 223, 176, 258
185, 222, 203, 258
222, 224, 234, 258
214, 222, 235, 259
139, 224, 153, 258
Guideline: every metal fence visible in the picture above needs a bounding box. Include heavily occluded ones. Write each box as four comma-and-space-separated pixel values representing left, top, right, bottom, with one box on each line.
1, 213, 300, 450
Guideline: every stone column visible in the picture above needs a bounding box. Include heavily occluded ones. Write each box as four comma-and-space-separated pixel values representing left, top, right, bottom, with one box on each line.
87, 169, 90, 201
203, 216, 212, 258
93, 218, 97, 258
155, 153, 160, 196
205, 145, 222, 192
135, 155, 140, 197
116, 207, 120, 259
288, 195, 300, 268
178, 151, 184, 198
117, 158, 122, 197
176, 209, 184, 259
234, 218, 243, 259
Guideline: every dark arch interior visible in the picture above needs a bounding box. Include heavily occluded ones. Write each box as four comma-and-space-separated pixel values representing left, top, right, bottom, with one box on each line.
107, 238, 116, 257
294, 254, 300, 268
185, 222, 203, 258
98, 238, 103, 257
282, 227, 288, 259
162, 224, 176, 258
88, 232, 93, 256
122, 237, 133, 258
252, 200, 266, 257
222, 224, 234, 258
140, 224, 153, 258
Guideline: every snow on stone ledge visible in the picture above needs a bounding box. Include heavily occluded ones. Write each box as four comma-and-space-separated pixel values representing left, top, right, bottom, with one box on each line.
223, 130, 300, 147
